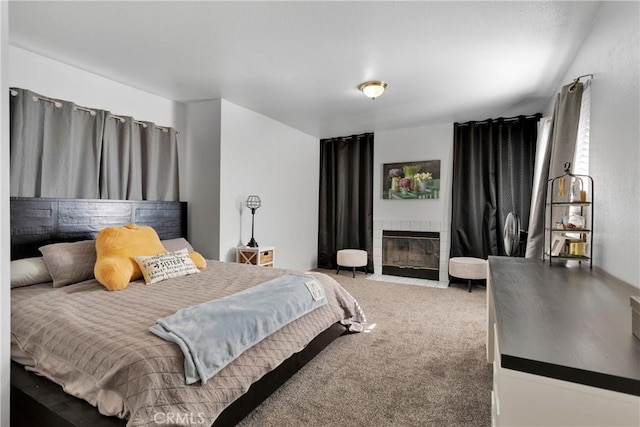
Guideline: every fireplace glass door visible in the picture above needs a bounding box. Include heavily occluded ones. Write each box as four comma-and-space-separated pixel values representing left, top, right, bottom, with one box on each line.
382, 231, 440, 280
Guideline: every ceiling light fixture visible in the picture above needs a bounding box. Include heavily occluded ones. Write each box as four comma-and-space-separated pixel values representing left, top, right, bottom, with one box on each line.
359, 81, 387, 99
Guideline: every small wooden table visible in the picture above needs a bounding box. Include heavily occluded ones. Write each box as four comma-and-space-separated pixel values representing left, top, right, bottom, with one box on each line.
236, 246, 275, 267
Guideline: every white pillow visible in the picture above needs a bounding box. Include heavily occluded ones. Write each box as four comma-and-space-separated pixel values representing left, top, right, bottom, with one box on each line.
134, 248, 200, 285
11, 257, 52, 288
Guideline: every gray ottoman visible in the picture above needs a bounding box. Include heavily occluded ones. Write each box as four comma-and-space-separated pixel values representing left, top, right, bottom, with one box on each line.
448, 257, 487, 292
336, 249, 368, 278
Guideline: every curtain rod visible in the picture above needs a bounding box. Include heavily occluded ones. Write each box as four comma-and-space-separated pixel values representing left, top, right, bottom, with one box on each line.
109, 114, 170, 133
10, 89, 174, 133
455, 114, 541, 127
569, 73, 593, 92
10, 90, 98, 116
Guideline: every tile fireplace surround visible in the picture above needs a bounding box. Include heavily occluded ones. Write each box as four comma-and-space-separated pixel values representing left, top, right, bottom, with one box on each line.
373, 220, 450, 282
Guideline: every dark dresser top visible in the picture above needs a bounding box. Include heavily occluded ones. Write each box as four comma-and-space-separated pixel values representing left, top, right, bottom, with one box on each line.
488, 256, 640, 396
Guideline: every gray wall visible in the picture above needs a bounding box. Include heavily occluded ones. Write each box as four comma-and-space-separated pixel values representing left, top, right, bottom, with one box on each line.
185, 99, 222, 260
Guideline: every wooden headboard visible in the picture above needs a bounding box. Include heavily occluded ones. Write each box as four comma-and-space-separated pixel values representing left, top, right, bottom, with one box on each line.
10, 197, 187, 260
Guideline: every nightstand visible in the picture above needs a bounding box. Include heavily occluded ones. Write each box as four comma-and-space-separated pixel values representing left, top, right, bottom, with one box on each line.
236, 246, 275, 267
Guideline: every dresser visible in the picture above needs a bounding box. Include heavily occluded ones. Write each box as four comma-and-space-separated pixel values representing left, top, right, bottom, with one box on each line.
487, 257, 640, 426
236, 246, 275, 267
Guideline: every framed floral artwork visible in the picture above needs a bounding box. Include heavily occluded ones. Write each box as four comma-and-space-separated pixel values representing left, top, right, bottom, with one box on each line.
382, 160, 441, 199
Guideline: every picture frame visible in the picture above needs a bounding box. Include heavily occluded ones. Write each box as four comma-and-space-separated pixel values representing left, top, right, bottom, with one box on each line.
551, 236, 567, 256
382, 160, 441, 200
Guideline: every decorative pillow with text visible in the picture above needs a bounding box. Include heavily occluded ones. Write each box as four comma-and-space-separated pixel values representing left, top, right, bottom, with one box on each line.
134, 248, 200, 284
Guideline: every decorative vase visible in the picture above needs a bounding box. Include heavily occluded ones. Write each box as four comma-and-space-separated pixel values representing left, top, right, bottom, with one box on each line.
569, 177, 584, 202
391, 177, 399, 192
418, 181, 426, 192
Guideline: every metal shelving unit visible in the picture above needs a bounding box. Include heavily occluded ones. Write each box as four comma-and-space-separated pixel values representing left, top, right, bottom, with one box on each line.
544, 163, 594, 267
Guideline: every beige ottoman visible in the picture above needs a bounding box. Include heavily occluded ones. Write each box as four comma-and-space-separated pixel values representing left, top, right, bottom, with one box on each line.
336, 249, 368, 278
448, 257, 487, 292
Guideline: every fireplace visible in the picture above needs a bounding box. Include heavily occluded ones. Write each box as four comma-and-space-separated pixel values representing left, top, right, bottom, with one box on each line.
382, 230, 440, 280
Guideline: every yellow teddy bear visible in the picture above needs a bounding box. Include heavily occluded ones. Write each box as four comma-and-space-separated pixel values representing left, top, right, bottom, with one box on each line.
94, 224, 206, 291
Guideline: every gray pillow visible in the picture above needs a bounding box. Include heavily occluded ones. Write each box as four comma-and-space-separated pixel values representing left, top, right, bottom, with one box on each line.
161, 238, 194, 253
39, 240, 97, 288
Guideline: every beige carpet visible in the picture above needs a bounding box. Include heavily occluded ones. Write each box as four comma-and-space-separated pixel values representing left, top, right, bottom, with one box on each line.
238, 269, 492, 427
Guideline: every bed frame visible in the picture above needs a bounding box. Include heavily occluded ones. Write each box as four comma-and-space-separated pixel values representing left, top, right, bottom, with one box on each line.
9, 197, 346, 427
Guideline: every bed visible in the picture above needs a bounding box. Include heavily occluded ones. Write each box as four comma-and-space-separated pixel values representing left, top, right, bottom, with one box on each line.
9, 197, 364, 427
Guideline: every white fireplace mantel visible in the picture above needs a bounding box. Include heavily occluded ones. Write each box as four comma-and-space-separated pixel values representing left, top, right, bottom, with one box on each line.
373, 219, 450, 282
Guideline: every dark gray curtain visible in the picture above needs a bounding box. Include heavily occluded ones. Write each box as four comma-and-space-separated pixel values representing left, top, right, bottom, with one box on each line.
450, 115, 540, 259
318, 133, 373, 270
10, 88, 104, 198
10, 88, 180, 201
525, 83, 583, 258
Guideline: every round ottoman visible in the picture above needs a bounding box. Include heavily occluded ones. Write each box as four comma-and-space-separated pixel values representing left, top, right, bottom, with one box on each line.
336, 249, 368, 278
448, 257, 487, 292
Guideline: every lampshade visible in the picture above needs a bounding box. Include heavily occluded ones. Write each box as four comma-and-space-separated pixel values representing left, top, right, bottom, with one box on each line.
246, 195, 261, 210
359, 81, 387, 99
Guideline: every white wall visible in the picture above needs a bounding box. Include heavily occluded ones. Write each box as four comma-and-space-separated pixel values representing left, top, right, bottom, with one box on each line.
551, 2, 639, 288
373, 123, 454, 280
8, 46, 190, 198
0, 3, 10, 425
184, 98, 320, 271
9, 46, 183, 128
219, 100, 319, 271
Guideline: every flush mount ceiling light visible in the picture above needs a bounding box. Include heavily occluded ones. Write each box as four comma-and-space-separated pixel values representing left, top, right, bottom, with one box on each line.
359, 81, 387, 99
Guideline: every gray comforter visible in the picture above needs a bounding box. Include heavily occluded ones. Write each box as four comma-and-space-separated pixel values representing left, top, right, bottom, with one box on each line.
11, 261, 364, 426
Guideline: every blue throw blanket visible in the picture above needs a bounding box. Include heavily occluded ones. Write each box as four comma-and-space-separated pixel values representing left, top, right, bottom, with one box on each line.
149, 273, 327, 385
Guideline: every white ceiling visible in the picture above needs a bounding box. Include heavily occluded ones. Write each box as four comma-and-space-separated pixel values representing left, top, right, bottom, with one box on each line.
9, 1, 602, 138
